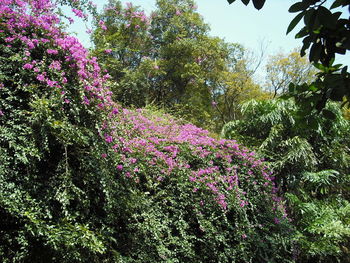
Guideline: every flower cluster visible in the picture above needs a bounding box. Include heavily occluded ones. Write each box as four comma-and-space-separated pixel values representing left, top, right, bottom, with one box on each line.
102, 107, 287, 219
0, 0, 114, 113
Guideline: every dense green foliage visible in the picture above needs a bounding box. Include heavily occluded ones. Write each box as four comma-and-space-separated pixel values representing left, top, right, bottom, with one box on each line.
222, 99, 350, 262
0, 0, 294, 262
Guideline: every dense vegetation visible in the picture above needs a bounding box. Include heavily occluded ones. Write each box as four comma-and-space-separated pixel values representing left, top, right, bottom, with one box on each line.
0, 0, 292, 262
0, 0, 349, 262
222, 99, 350, 262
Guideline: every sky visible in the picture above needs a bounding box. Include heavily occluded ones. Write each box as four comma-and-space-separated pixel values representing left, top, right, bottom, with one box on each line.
68, 0, 350, 80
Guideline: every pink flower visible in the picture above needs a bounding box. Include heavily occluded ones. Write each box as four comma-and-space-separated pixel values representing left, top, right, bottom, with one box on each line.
101, 153, 107, 158
23, 63, 33, 70
49, 61, 61, 70
83, 96, 90, 105
47, 49, 58, 55
105, 135, 113, 143
0, 110, 4, 116
72, 8, 84, 18
99, 20, 107, 31
36, 74, 45, 82
46, 79, 57, 87
117, 165, 123, 171
104, 49, 112, 54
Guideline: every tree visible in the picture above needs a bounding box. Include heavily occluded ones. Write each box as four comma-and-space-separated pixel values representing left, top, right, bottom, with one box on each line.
227, 0, 350, 113
222, 99, 350, 262
265, 49, 317, 98
212, 47, 270, 126
93, 0, 266, 131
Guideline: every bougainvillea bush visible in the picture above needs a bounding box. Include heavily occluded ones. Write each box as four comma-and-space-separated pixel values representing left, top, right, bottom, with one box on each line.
0, 0, 293, 262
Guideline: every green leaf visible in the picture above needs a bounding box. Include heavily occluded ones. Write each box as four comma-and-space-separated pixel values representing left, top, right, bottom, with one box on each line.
322, 109, 336, 120
252, 0, 266, 10
304, 8, 316, 29
287, 11, 305, 34
227, 0, 236, 4
289, 2, 308, 13
330, 0, 346, 9
309, 42, 322, 63
241, 0, 250, 5
317, 6, 337, 29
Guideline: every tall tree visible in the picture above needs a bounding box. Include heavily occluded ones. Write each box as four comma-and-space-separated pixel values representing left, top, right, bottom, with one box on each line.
92, 0, 265, 131
265, 49, 317, 98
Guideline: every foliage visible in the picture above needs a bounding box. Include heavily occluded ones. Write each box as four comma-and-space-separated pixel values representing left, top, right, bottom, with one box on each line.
0, 0, 294, 262
265, 49, 317, 98
92, 0, 266, 131
0, 0, 115, 261
222, 99, 350, 262
227, 0, 350, 114
213, 45, 270, 126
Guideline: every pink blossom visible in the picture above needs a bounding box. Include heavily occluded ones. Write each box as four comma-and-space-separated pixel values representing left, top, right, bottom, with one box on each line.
72, 8, 84, 18
36, 74, 45, 81
105, 135, 113, 143
23, 63, 33, 69
99, 20, 107, 31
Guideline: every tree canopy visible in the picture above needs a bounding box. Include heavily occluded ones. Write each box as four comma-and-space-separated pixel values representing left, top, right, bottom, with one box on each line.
227, 0, 350, 113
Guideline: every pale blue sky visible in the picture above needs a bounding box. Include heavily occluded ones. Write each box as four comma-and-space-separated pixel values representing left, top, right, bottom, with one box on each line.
68, 0, 350, 79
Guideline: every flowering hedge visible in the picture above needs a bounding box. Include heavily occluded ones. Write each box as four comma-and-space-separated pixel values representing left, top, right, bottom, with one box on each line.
0, 0, 293, 262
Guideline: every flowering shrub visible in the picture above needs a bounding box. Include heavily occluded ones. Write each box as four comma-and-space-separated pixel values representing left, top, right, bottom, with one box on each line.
0, 0, 293, 262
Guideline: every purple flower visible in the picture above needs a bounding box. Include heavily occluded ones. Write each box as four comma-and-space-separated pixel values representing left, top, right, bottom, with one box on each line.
23, 63, 33, 70
47, 49, 58, 55
72, 8, 84, 18
105, 135, 113, 143
36, 74, 45, 82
